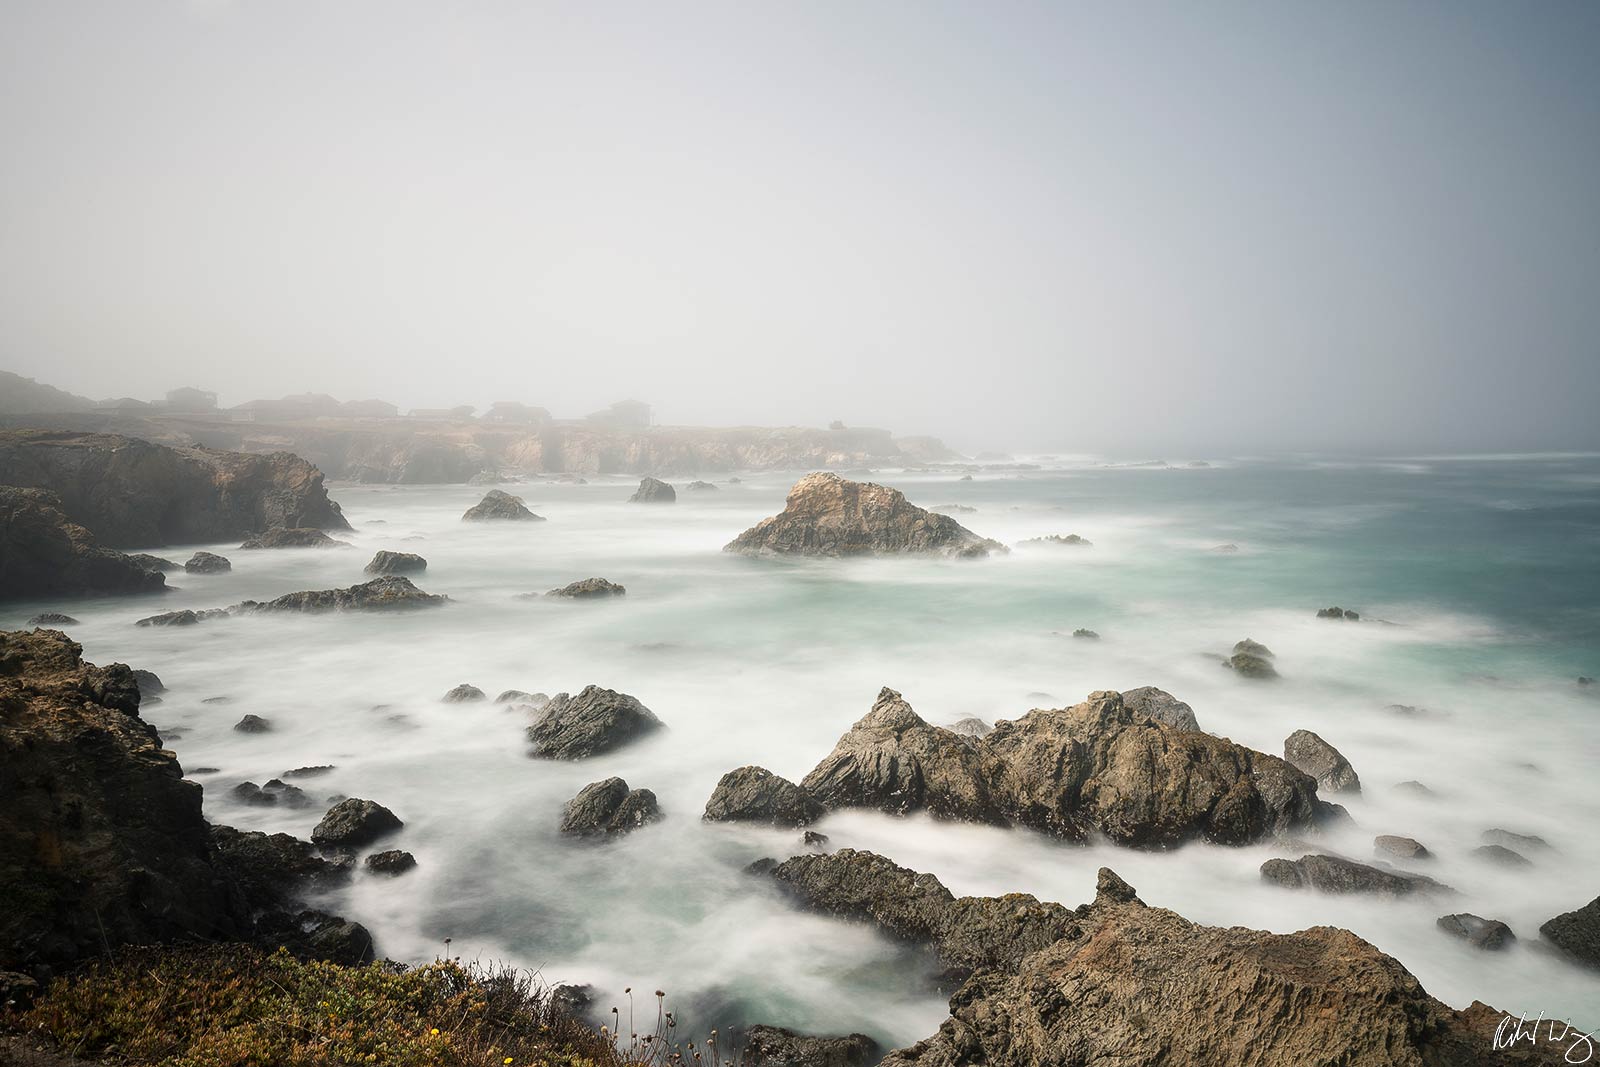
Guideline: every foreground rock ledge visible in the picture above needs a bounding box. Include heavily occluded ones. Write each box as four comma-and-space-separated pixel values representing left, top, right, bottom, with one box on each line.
725, 472, 1006, 558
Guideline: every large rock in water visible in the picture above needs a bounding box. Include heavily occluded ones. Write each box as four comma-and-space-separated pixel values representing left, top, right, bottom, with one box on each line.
310, 799, 403, 848
526, 685, 664, 759
629, 476, 676, 503
462, 489, 543, 521
0, 430, 348, 547
245, 576, 448, 614
703, 766, 825, 828
742, 1025, 879, 1067
559, 777, 661, 835
724, 472, 1006, 559
1260, 854, 1455, 897
0, 487, 169, 600
1540, 895, 1600, 970
1283, 729, 1361, 794
797, 688, 1334, 847
0, 629, 246, 971
364, 549, 426, 575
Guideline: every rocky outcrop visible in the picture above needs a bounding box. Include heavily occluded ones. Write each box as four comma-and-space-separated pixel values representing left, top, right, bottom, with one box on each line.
703, 766, 824, 828
1317, 606, 1360, 620
0, 430, 348, 547
442, 684, 486, 703
797, 688, 1334, 847
559, 777, 661, 835
184, 551, 231, 573
527, 685, 663, 759
629, 476, 676, 503
364, 550, 426, 575
239, 527, 350, 549
1120, 686, 1200, 731
1283, 729, 1361, 794
546, 578, 626, 598
127, 552, 179, 572
725, 473, 1005, 559
1438, 913, 1515, 951
1539, 896, 1600, 969
244, 576, 448, 615
462, 489, 543, 521
365, 850, 417, 875
1260, 854, 1455, 897
310, 799, 403, 849
209, 825, 349, 903
1227, 638, 1278, 679
741, 1025, 879, 1067
0, 487, 169, 599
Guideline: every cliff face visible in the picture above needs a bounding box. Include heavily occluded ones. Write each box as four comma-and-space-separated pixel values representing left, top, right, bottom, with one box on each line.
0, 487, 169, 600
0, 430, 349, 547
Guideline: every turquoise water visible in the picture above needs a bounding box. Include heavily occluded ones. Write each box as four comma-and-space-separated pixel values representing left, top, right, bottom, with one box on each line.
8, 453, 1599, 1042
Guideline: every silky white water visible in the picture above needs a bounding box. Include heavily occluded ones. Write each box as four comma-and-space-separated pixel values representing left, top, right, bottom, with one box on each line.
10, 456, 1600, 1044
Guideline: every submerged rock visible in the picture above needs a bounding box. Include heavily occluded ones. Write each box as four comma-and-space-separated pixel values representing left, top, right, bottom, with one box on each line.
741, 1025, 879, 1067
546, 577, 626, 598
0, 486, 169, 600
239, 527, 351, 549
311, 798, 403, 849
1483, 827, 1551, 852
1021, 533, 1092, 546
1317, 606, 1361, 620
1438, 913, 1516, 951
1071, 628, 1100, 639
1540, 896, 1600, 970
184, 551, 231, 573
1260, 854, 1455, 898
232, 714, 273, 734
629, 476, 676, 503
136, 608, 229, 627
559, 777, 661, 835
527, 685, 664, 759
684, 480, 718, 492
495, 689, 550, 709
1471, 843, 1532, 868
1283, 729, 1361, 794
1119, 686, 1201, 732
462, 489, 543, 521
364, 550, 426, 575
26, 612, 78, 626
247, 575, 448, 614
441, 683, 486, 703
725, 472, 1006, 559
703, 766, 825, 828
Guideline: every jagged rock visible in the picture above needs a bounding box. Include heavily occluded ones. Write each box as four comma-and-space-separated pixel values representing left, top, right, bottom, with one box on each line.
0, 629, 247, 971
947, 716, 992, 738
1119, 686, 1200, 731
803, 830, 830, 849
1317, 606, 1361, 620
1472, 843, 1532, 868
1438, 913, 1516, 951
684, 480, 718, 492
239, 526, 351, 549
209, 825, 349, 903
1021, 534, 1091, 546
1071, 628, 1099, 639
1260, 854, 1455, 897
560, 777, 661, 835
546, 577, 626, 598
126, 553, 180, 572
1540, 896, 1600, 970
1283, 729, 1361, 794
526, 685, 663, 759
231, 781, 278, 807
1375, 835, 1431, 860
442, 683, 486, 703
364, 550, 426, 575
281, 765, 335, 779
184, 551, 231, 573
26, 613, 78, 626
462, 489, 543, 521
703, 766, 824, 828
797, 688, 1333, 847
310, 798, 402, 848
1483, 828, 1550, 852
232, 714, 273, 733
364, 849, 417, 875
629, 477, 676, 503
0, 430, 349, 548
725, 472, 1006, 559
742, 1025, 879, 1067
0, 487, 169, 599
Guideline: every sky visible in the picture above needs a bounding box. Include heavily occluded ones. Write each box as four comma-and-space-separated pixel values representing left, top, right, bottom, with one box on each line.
1, 1, 1598, 455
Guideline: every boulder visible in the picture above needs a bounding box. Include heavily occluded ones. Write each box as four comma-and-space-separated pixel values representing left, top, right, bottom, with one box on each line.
559, 777, 661, 835
1374, 835, 1431, 860
741, 1025, 879, 1067
462, 489, 543, 521
1227, 639, 1278, 679
442, 683, 486, 703
1119, 686, 1200, 731
232, 714, 273, 733
0, 487, 169, 600
1539, 896, 1600, 970
126, 553, 179, 572
1471, 843, 1532, 868
797, 688, 1333, 847
364, 550, 426, 575
252, 909, 375, 967
629, 477, 676, 503
1283, 729, 1361, 794
527, 685, 664, 759
1437, 913, 1516, 951
130, 668, 165, 696
546, 578, 626, 598
239, 526, 351, 549
184, 551, 231, 574
209, 825, 350, 903
310, 798, 403, 849
364, 849, 417, 876
1317, 606, 1360, 620
1260, 854, 1455, 897
725, 472, 1006, 559
703, 766, 825, 828
25, 613, 78, 626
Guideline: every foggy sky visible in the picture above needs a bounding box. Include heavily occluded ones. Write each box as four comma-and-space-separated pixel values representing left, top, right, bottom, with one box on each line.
2, 1, 1598, 455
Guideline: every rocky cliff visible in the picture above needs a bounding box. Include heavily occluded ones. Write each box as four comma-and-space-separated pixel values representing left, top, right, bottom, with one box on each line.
0, 487, 169, 600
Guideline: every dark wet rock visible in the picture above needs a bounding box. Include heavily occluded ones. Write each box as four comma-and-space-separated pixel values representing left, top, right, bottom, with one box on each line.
797, 688, 1333, 848
549, 983, 593, 1019
209, 825, 350, 903
1374, 835, 1431, 860
546, 577, 626, 598
442, 683, 486, 703
136, 608, 229, 627
364, 550, 426, 575
1438, 913, 1516, 951
311, 799, 402, 849
26, 613, 78, 626
1071, 628, 1100, 639
741, 1025, 879, 1067
1540, 896, 1600, 970
947, 716, 992, 738
130, 669, 165, 695
1283, 729, 1361, 794
1471, 843, 1532, 868
231, 781, 278, 807
527, 685, 664, 759
239, 527, 351, 549
1119, 686, 1201, 731
1260, 854, 1456, 897
126, 553, 179, 572
803, 830, 830, 849
281, 765, 335, 779
462, 489, 543, 521
560, 777, 661, 836
629, 476, 676, 503
261, 778, 311, 807
233, 714, 273, 733
495, 689, 550, 709
0, 486, 169, 599
252, 909, 375, 966
1317, 606, 1360, 620
1483, 828, 1551, 852
1020, 533, 1091, 546
704, 766, 825, 828
725, 472, 1005, 559
684, 480, 718, 492
364, 849, 417, 875
184, 551, 231, 574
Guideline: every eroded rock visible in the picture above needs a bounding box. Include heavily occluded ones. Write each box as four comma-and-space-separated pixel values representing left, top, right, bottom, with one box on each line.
560, 777, 661, 835
704, 766, 824, 828
1284, 729, 1361, 794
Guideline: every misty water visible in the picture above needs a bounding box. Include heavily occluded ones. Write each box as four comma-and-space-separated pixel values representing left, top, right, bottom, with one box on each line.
10, 455, 1600, 1043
